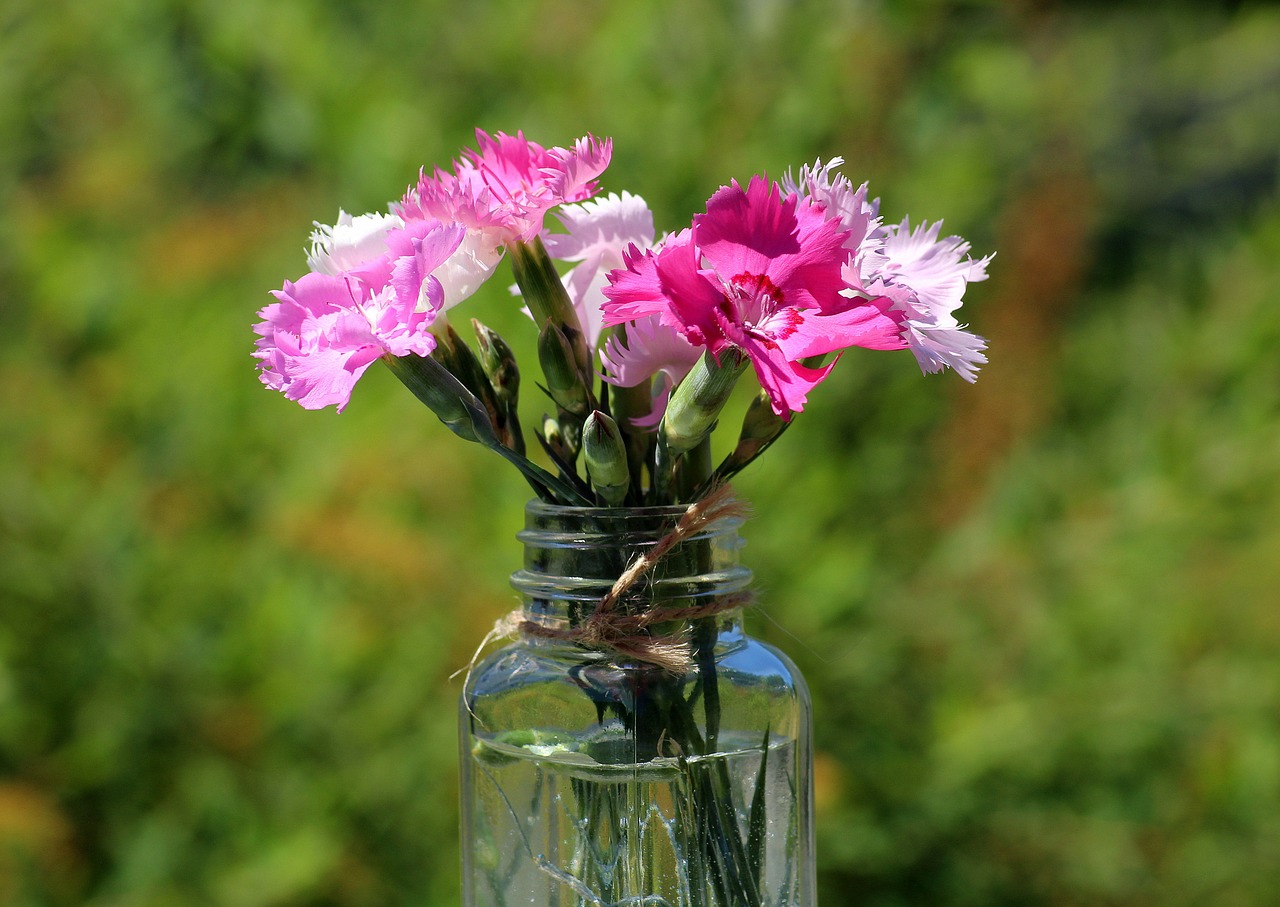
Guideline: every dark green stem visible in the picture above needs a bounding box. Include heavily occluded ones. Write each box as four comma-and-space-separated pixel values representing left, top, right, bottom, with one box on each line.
383, 353, 592, 505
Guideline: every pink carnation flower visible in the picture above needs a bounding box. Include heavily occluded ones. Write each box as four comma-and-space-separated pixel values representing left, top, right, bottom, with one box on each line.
400, 129, 612, 246
603, 176, 905, 416
309, 208, 501, 311
254, 220, 464, 411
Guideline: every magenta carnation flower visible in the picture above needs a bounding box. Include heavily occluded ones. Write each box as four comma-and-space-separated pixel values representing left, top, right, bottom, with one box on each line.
254, 220, 464, 411
602, 176, 905, 416
400, 129, 612, 246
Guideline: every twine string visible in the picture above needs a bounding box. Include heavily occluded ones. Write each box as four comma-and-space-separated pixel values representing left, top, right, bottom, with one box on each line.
458, 485, 751, 678
521, 484, 752, 671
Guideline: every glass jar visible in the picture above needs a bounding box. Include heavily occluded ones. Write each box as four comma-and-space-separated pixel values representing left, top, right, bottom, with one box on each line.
460, 500, 814, 907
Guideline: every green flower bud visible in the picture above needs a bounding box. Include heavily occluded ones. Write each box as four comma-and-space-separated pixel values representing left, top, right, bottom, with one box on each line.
436, 323, 495, 407
383, 354, 592, 507
602, 375, 652, 493
540, 414, 575, 465
738, 391, 788, 454
472, 319, 520, 401
537, 320, 589, 417
583, 410, 630, 505
472, 319, 524, 456
542, 415, 562, 448
708, 389, 792, 485
661, 349, 748, 455
382, 352, 490, 445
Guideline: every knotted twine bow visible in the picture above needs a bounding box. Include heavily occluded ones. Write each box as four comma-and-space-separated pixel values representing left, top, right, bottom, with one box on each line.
458, 484, 752, 677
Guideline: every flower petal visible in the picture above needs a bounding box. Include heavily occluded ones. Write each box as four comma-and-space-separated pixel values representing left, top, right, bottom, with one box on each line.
773, 296, 906, 360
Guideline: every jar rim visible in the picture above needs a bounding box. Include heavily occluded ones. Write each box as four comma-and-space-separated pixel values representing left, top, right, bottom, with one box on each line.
526, 500, 689, 518
520, 500, 748, 550
523, 498, 748, 527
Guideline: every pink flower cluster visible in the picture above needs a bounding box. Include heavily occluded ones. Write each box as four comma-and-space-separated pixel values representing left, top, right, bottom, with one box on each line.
255, 133, 989, 420
599, 160, 991, 417
602, 176, 905, 416
254, 220, 462, 411
254, 130, 611, 411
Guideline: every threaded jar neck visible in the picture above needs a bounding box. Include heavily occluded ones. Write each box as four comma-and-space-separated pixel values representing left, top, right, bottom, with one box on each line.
511, 500, 753, 633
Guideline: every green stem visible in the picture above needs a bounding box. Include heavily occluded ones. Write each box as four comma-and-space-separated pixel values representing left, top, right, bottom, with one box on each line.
510, 237, 595, 403
674, 435, 713, 504
383, 353, 592, 505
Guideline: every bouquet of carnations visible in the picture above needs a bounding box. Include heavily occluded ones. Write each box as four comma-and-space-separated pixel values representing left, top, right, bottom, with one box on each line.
253, 130, 989, 907
254, 130, 988, 507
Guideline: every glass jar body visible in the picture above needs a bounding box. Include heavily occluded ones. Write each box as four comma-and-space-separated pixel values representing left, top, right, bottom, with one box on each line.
460, 502, 815, 907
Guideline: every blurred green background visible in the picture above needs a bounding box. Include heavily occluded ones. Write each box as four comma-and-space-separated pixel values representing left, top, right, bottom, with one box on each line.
3, 0, 1280, 904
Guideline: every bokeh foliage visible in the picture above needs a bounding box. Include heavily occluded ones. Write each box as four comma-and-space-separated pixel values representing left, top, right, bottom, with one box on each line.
3, 0, 1279, 904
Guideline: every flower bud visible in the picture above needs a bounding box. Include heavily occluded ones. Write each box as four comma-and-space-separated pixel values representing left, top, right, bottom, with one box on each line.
710, 389, 792, 484
537, 320, 590, 417
583, 410, 630, 505
472, 319, 524, 455
661, 349, 747, 454
602, 377, 651, 491
542, 415, 562, 448
383, 353, 592, 507
737, 391, 788, 453
472, 319, 520, 401
382, 352, 489, 445
437, 323, 494, 404
540, 414, 575, 465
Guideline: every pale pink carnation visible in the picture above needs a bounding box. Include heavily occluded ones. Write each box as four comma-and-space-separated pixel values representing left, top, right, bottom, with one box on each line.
433, 229, 505, 309
540, 191, 697, 426
600, 314, 702, 427
542, 191, 655, 348
254, 221, 464, 411
309, 208, 500, 311
861, 218, 991, 381
787, 158, 991, 381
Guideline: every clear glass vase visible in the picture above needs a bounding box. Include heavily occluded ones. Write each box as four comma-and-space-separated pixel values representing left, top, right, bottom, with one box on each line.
460, 500, 815, 907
